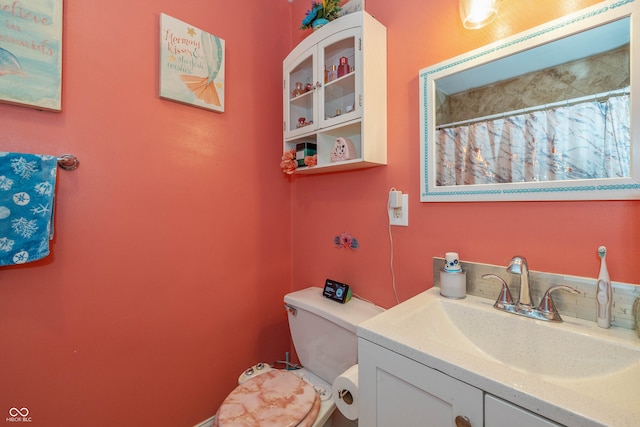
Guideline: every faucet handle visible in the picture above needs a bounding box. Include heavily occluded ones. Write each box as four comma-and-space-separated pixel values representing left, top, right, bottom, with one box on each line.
482, 274, 513, 308
537, 285, 580, 322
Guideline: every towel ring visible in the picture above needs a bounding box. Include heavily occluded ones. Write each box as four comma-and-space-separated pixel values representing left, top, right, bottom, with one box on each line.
57, 154, 79, 171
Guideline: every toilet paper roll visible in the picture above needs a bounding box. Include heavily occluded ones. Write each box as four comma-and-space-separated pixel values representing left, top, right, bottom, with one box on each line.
332, 364, 359, 420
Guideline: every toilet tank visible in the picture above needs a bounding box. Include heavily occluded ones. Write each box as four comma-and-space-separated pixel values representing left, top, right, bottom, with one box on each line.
284, 286, 383, 384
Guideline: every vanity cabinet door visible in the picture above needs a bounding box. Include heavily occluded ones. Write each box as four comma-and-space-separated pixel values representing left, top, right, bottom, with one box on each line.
358, 339, 483, 427
485, 395, 562, 427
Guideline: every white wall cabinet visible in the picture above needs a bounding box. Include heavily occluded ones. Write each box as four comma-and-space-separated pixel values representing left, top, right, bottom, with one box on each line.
283, 12, 386, 174
358, 339, 562, 426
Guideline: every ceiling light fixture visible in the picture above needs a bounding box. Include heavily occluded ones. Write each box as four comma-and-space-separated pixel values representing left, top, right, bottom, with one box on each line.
459, 0, 499, 29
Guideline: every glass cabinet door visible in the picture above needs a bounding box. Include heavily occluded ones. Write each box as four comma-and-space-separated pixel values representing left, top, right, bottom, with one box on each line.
318, 27, 361, 129
284, 48, 318, 139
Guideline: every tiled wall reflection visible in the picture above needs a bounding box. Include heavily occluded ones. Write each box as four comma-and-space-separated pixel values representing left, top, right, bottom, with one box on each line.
436, 46, 629, 125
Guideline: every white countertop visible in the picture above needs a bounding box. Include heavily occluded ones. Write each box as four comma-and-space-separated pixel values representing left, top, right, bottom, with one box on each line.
357, 287, 640, 427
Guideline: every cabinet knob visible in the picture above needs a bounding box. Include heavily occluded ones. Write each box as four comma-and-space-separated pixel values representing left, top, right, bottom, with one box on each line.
455, 415, 472, 427
314, 81, 322, 89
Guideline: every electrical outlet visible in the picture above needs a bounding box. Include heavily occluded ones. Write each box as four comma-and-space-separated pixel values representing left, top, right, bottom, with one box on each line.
389, 194, 408, 226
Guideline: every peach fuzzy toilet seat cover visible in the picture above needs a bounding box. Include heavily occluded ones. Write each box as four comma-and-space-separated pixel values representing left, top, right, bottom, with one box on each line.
214, 370, 321, 427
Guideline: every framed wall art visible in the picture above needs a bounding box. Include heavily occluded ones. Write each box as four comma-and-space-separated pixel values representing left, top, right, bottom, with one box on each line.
0, 0, 63, 111
159, 14, 225, 113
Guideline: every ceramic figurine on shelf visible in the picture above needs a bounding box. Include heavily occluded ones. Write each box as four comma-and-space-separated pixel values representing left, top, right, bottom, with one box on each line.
292, 82, 304, 98
330, 137, 356, 162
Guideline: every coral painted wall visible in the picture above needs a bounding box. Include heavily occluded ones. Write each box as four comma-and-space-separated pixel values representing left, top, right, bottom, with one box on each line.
0, 1, 293, 426
289, 0, 640, 307
1, 0, 638, 426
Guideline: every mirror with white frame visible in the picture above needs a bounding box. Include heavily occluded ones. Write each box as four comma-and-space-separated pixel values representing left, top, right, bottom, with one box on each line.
420, 0, 640, 201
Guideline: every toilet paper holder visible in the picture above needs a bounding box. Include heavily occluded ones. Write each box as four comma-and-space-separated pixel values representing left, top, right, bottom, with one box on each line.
338, 389, 354, 405
333, 364, 360, 420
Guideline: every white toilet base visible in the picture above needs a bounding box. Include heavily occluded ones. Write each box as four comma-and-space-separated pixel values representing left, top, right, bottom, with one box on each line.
289, 368, 336, 427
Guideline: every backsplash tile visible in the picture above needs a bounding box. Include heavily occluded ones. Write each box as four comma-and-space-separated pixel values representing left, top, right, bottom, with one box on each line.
433, 257, 640, 330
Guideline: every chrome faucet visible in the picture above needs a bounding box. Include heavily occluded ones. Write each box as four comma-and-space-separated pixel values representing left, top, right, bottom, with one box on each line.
507, 255, 533, 308
482, 255, 580, 322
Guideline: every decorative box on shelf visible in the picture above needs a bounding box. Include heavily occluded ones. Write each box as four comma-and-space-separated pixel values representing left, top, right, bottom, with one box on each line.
296, 142, 317, 166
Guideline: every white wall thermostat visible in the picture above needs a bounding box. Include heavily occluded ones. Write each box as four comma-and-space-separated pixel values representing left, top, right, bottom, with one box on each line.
323, 279, 352, 303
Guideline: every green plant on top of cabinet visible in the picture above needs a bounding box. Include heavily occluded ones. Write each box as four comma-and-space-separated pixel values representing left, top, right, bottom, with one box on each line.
283, 11, 387, 174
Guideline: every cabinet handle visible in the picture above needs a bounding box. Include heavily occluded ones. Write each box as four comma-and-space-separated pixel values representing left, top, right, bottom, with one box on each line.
314, 81, 322, 89
455, 415, 472, 427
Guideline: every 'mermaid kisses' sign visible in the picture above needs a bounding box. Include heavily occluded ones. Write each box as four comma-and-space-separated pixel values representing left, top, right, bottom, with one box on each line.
159, 14, 225, 113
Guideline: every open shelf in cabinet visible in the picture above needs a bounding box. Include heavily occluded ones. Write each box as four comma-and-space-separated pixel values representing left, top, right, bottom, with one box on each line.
285, 121, 383, 174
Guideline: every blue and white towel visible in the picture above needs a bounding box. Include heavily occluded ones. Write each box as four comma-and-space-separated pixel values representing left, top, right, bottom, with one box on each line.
0, 152, 57, 266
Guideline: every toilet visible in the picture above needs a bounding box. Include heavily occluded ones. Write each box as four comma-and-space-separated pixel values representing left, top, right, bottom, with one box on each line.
213, 286, 382, 427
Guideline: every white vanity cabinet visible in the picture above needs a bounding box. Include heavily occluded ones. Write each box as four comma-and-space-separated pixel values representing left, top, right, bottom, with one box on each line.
358, 339, 561, 427
283, 11, 386, 174
358, 339, 483, 426
485, 395, 561, 427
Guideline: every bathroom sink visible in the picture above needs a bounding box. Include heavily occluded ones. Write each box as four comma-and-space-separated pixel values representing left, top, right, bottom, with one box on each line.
405, 291, 639, 378
357, 287, 640, 426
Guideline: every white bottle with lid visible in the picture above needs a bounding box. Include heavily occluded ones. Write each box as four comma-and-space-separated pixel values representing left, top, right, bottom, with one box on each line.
440, 252, 466, 299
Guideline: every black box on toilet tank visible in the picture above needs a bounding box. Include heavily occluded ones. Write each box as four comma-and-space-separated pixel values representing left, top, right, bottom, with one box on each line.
323, 279, 352, 303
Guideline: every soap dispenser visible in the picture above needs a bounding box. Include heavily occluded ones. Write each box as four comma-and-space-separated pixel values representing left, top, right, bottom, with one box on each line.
596, 246, 612, 329
440, 252, 466, 299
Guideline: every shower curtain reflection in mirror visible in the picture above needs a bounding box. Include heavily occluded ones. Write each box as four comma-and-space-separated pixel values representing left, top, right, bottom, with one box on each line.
435, 93, 630, 186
